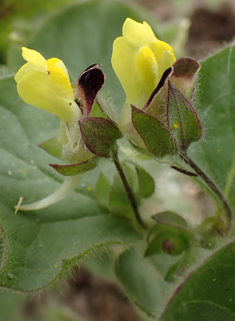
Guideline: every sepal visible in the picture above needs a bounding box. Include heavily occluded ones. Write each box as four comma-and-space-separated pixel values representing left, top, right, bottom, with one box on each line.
167, 81, 202, 150
170, 57, 200, 100
135, 164, 155, 198
131, 105, 176, 157
79, 117, 122, 157
95, 95, 116, 121
38, 137, 64, 160
75, 64, 105, 117
50, 157, 99, 176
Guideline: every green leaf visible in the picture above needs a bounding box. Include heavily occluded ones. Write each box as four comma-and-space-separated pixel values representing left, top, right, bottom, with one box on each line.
50, 157, 99, 176
109, 162, 138, 216
1, 0, 154, 292
115, 248, 171, 317
0, 76, 140, 292
135, 165, 155, 198
79, 117, 122, 157
188, 44, 235, 208
160, 239, 235, 320
109, 172, 132, 214
163, 301, 235, 321
152, 211, 188, 229
96, 173, 112, 208
131, 106, 175, 157
84, 249, 117, 282
38, 137, 63, 160
0, 0, 78, 65
0, 289, 23, 321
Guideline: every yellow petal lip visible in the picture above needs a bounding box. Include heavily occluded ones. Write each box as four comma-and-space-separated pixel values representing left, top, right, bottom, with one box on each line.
15, 62, 45, 83
22, 47, 47, 69
17, 70, 77, 121
15, 47, 77, 122
122, 18, 156, 48
15, 47, 48, 83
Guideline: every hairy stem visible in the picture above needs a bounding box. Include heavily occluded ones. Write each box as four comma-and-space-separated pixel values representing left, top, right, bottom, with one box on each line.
111, 146, 146, 229
181, 151, 232, 230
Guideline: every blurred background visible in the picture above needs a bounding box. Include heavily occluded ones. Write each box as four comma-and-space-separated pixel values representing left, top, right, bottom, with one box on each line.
0, 0, 235, 320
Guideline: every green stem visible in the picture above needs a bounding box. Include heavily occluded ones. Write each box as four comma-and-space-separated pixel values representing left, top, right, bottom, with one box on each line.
111, 146, 146, 229
181, 151, 232, 230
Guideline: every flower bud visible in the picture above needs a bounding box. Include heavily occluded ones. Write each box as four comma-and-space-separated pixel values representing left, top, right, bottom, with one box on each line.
145, 224, 193, 257
162, 237, 187, 256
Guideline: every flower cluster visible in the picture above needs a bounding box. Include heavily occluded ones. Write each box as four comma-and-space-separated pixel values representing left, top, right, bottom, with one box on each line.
15, 18, 202, 211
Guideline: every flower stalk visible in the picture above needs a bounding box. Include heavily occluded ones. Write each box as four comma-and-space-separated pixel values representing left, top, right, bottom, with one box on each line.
111, 145, 146, 229
181, 151, 232, 230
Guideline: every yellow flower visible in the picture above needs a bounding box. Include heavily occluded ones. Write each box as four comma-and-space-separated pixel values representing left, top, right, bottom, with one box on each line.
14, 49, 107, 212
111, 18, 176, 109
15, 47, 81, 123
111, 18, 201, 157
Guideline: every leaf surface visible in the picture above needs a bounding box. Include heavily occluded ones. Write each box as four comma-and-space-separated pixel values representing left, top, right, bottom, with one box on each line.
0, 77, 140, 291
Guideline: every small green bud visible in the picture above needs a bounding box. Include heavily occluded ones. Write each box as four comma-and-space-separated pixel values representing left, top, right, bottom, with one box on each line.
146, 214, 193, 257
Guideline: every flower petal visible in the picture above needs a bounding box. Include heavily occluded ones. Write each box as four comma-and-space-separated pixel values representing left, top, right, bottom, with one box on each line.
15, 62, 46, 83
153, 40, 176, 80
112, 18, 176, 110
47, 57, 70, 78
112, 38, 154, 108
16, 70, 78, 121
136, 46, 158, 95
123, 18, 156, 48
22, 47, 47, 69
16, 175, 82, 211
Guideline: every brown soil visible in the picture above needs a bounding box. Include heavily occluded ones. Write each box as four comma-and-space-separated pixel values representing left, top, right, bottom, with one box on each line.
63, 268, 140, 321
186, 5, 235, 59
